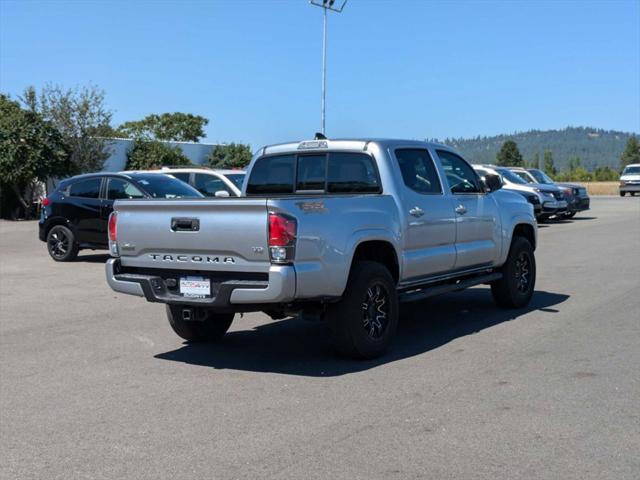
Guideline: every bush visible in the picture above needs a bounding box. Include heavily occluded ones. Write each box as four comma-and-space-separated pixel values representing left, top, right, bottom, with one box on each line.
207, 143, 252, 169
125, 140, 192, 170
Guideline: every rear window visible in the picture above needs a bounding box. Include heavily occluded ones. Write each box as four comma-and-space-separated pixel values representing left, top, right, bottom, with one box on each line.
128, 174, 203, 199
246, 155, 295, 194
246, 152, 380, 195
68, 178, 101, 198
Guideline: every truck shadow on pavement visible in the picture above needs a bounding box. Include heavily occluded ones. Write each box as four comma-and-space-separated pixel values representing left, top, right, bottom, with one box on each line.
155, 288, 569, 377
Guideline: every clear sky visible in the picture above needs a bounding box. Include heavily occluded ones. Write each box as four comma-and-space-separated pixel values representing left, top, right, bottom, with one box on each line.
1, 0, 639, 149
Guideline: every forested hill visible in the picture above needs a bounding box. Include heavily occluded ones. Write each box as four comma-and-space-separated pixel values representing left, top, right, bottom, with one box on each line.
440, 127, 637, 171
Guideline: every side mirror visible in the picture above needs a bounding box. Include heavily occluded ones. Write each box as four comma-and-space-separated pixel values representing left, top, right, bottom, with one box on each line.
214, 190, 230, 198
484, 174, 502, 192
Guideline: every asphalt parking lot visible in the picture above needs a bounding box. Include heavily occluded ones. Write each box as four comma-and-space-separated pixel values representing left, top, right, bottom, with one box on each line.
1, 197, 639, 480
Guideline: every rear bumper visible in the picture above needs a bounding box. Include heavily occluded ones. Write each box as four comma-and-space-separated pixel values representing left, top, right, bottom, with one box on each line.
105, 258, 296, 308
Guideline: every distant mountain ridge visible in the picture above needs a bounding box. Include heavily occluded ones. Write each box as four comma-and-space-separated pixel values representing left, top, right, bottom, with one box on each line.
439, 127, 637, 171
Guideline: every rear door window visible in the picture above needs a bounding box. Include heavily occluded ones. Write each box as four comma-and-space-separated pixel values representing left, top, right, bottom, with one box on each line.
246, 155, 295, 194
194, 173, 231, 196
68, 178, 101, 198
107, 178, 145, 200
395, 149, 442, 194
170, 172, 191, 183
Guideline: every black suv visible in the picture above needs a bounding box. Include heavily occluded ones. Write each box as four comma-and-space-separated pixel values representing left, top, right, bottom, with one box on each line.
39, 172, 203, 261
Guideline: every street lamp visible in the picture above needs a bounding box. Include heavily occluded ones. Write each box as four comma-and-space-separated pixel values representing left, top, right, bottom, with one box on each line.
309, 0, 348, 136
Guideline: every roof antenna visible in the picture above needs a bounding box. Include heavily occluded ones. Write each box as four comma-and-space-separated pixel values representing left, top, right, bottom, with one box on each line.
314, 132, 327, 140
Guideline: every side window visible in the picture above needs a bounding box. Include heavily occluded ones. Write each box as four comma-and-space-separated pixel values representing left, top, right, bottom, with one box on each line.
297, 155, 326, 191
68, 178, 101, 199
171, 172, 191, 183
194, 174, 230, 196
395, 149, 442, 194
437, 150, 482, 194
246, 155, 295, 195
107, 178, 145, 200
327, 153, 381, 193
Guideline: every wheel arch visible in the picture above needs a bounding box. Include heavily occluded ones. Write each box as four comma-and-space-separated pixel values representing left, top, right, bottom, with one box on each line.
349, 239, 400, 285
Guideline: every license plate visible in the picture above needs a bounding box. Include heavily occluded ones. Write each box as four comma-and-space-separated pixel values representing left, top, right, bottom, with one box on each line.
180, 276, 210, 298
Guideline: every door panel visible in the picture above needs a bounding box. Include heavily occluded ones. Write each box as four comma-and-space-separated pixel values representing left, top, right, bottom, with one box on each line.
450, 194, 500, 268
66, 178, 104, 245
395, 148, 456, 281
435, 149, 501, 269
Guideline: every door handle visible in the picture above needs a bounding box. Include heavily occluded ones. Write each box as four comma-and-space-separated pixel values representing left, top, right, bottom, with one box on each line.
455, 205, 467, 215
409, 207, 424, 217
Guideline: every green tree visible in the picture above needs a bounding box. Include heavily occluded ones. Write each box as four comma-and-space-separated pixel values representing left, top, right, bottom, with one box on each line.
125, 140, 192, 170
593, 166, 618, 181
568, 156, 582, 171
496, 140, 524, 167
543, 150, 557, 176
530, 152, 540, 169
0, 95, 71, 217
24, 84, 113, 173
620, 136, 640, 169
207, 143, 252, 169
117, 113, 209, 142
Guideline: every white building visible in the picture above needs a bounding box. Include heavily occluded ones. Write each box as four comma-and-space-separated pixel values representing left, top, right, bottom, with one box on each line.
101, 138, 220, 172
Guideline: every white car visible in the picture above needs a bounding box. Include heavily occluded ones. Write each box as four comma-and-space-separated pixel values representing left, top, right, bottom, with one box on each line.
160, 167, 246, 197
619, 164, 640, 196
120, 167, 246, 197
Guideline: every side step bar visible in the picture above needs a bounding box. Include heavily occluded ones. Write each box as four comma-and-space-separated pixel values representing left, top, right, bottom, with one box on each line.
398, 272, 502, 303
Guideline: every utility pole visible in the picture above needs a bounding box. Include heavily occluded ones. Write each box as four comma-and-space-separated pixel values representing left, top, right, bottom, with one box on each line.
309, 0, 348, 136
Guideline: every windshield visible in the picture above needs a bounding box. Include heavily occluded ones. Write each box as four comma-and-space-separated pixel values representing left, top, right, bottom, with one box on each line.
622, 166, 640, 175
529, 169, 554, 184
130, 174, 203, 199
496, 168, 528, 185
512, 170, 535, 183
226, 173, 246, 190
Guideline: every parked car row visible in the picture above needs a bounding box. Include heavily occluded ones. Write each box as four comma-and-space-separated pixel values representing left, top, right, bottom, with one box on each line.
473, 165, 590, 222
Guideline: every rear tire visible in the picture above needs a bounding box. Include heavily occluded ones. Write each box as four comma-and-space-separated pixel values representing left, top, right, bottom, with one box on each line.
46, 225, 79, 262
491, 236, 536, 308
327, 261, 399, 359
166, 306, 234, 342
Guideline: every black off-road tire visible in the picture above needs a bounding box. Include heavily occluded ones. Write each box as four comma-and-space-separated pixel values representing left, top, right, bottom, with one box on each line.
491, 236, 536, 309
327, 261, 399, 359
46, 225, 79, 262
166, 306, 234, 342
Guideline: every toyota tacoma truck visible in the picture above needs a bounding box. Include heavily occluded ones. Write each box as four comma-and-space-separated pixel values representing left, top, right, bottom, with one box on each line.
106, 138, 537, 358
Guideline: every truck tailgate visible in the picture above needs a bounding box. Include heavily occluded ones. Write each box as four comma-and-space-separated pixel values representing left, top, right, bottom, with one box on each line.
114, 199, 271, 273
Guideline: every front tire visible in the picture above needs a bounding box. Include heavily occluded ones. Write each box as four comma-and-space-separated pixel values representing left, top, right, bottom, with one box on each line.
620, 191, 626, 197
564, 211, 577, 219
327, 261, 399, 359
166, 306, 234, 342
491, 236, 536, 308
46, 225, 79, 262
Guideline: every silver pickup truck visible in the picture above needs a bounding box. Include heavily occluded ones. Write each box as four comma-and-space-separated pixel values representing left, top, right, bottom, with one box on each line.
106, 138, 537, 358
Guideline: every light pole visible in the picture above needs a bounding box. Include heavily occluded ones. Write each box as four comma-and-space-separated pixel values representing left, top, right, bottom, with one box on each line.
309, 0, 348, 136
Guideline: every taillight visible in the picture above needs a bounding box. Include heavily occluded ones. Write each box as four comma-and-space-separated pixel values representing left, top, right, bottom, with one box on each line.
268, 213, 296, 263
269, 213, 296, 246
108, 212, 117, 242
41, 197, 51, 207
